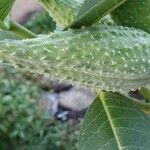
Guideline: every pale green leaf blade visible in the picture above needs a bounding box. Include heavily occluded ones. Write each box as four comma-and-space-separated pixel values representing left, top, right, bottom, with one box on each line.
78, 91, 150, 150
0, 26, 149, 92
0, 0, 15, 21
39, 0, 83, 27
39, 0, 115, 28
66, 0, 127, 29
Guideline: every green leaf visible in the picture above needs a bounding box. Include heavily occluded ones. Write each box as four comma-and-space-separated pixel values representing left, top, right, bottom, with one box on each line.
0, 26, 149, 92
39, 0, 83, 27
39, 0, 115, 28
111, 0, 150, 33
0, 0, 15, 21
66, 0, 127, 29
78, 91, 150, 150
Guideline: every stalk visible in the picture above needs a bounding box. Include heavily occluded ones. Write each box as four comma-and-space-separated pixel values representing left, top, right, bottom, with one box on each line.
132, 99, 150, 115
8, 21, 37, 39
0, 20, 36, 39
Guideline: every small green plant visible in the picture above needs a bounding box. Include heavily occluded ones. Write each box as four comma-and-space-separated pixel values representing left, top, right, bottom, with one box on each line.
0, 65, 79, 150
0, 0, 150, 149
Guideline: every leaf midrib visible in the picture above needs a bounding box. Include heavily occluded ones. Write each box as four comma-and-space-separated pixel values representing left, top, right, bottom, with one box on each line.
100, 93, 122, 150
67, 0, 127, 29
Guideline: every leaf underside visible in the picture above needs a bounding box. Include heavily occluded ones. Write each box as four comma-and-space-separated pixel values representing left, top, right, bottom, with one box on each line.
0, 26, 150, 92
78, 92, 150, 150
39, 0, 115, 28
39, 0, 83, 27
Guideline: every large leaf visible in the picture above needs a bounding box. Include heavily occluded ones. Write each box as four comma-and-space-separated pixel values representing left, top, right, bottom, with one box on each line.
39, 0, 115, 28
0, 26, 149, 92
66, 0, 127, 29
78, 91, 150, 150
0, 0, 15, 21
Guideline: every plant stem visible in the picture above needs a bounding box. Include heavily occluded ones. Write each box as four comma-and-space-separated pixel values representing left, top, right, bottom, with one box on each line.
132, 99, 150, 115
140, 87, 150, 102
96, 90, 150, 114
0, 20, 37, 39
0, 20, 9, 30
96, 90, 150, 115
9, 21, 37, 38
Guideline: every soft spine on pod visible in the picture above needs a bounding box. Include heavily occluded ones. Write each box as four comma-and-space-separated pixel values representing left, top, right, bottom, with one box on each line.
0, 26, 150, 92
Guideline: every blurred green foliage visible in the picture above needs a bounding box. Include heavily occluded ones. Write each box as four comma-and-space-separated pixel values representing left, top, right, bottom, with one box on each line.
0, 65, 79, 150
25, 10, 56, 34
0, 9, 78, 150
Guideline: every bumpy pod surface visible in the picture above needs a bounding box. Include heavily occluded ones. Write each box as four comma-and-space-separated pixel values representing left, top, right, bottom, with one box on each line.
111, 0, 150, 33
0, 31, 21, 40
0, 26, 150, 92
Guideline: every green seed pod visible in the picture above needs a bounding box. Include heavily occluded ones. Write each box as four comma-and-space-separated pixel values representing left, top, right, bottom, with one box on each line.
0, 26, 150, 92
111, 0, 150, 33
